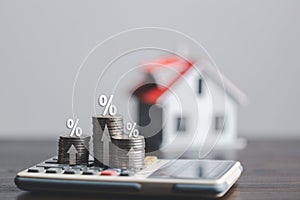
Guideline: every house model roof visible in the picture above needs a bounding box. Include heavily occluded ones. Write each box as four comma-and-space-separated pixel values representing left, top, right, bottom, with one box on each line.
133, 55, 248, 105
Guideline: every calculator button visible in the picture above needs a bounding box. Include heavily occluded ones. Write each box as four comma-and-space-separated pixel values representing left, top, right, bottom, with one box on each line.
82, 167, 101, 175
101, 170, 118, 176
120, 170, 133, 176
82, 170, 96, 175
88, 167, 103, 172
27, 167, 41, 173
45, 159, 58, 164
36, 163, 67, 169
64, 169, 80, 174
46, 168, 62, 174
70, 165, 85, 170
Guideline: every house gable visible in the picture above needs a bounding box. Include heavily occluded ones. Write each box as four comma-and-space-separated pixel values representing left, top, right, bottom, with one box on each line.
133, 56, 248, 107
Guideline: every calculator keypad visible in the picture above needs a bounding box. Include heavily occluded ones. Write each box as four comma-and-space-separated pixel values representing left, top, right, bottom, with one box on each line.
26, 157, 134, 176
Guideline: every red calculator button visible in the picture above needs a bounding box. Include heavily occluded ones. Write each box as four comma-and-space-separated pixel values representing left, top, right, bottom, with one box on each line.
101, 170, 118, 176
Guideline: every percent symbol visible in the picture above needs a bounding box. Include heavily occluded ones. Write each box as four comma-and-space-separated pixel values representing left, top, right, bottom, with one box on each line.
98, 95, 117, 116
127, 122, 139, 138
66, 119, 82, 137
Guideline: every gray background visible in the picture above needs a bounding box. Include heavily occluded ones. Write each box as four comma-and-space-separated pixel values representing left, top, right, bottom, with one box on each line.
0, 0, 299, 139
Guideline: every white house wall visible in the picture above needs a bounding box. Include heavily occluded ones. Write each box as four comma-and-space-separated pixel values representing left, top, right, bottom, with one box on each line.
159, 92, 181, 150
204, 77, 238, 146
158, 67, 213, 151
221, 95, 237, 142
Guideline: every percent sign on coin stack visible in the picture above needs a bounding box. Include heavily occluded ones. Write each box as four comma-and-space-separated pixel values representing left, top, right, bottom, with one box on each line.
98, 95, 117, 116
99, 95, 139, 137
93, 94, 145, 170
67, 119, 82, 137
58, 119, 90, 165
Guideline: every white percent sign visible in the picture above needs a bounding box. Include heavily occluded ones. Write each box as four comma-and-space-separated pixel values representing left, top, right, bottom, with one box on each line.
127, 122, 139, 138
98, 95, 117, 116
66, 119, 82, 137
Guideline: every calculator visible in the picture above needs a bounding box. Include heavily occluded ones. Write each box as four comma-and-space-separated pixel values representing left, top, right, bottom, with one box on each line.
15, 157, 243, 198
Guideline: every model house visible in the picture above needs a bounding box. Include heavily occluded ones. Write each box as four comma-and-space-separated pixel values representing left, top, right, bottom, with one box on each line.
132, 55, 248, 153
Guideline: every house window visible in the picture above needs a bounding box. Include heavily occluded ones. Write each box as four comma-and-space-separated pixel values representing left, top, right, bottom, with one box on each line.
176, 116, 187, 132
198, 78, 202, 95
215, 115, 226, 132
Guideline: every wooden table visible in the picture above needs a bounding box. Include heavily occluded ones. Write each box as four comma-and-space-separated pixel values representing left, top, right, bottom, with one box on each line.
1, 140, 300, 199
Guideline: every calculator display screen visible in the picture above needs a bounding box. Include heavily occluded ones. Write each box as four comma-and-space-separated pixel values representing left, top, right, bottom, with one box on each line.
149, 160, 235, 180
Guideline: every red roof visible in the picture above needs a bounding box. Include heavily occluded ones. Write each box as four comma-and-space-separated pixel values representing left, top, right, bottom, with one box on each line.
139, 56, 194, 104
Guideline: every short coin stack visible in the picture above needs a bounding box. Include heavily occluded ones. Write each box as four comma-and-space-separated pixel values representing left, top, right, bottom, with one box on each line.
58, 135, 90, 165
92, 115, 145, 170
105, 115, 124, 137
110, 135, 145, 170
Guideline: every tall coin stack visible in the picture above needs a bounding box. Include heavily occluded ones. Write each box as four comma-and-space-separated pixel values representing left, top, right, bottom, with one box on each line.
110, 135, 145, 170
92, 115, 145, 170
58, 135, 90, 165
92, 115, 124, 167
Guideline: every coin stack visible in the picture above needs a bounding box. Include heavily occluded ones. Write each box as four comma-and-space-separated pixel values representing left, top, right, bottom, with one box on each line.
93, 115, 124, 137
58, 135, 90, 165
92, 115, 124, 167
92, 115, 146, 170
106, 115, 124, 137
110, 135, 145, 170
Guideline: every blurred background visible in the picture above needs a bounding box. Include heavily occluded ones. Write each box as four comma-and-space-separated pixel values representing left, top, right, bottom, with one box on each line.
0, 0, 299, 140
